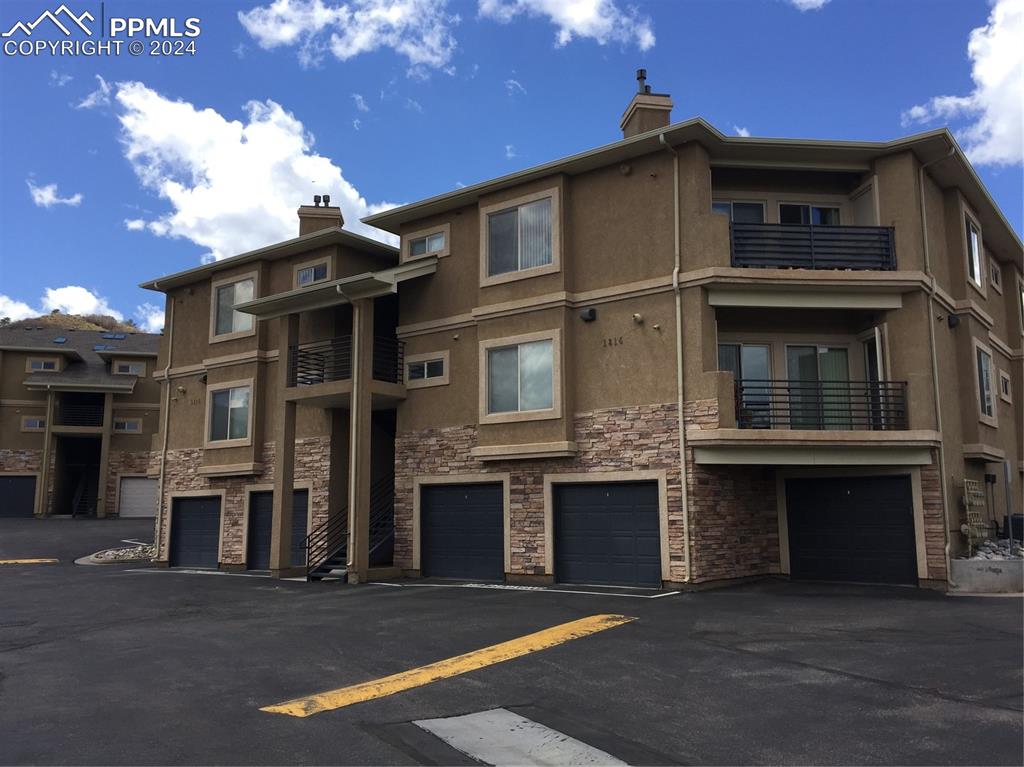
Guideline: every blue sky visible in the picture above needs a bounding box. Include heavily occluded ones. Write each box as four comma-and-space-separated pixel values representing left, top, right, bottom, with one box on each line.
0, 0, 1020, 331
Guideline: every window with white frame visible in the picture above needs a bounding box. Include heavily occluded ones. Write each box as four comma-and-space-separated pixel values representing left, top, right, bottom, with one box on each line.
487, 197, 552, 277
27, 357, 58, 372
213, 278, 254, 336
976, 346, 994, 419
21, 416, 45, 432
780, 203, 840, 226
208, 385, 251, 442
965, 216, 982, 288
409, 231, 445, 258
408, 357, 444, 381
114, 360, 145, 376
296, 262, 328, 287
487, 339, 553, 413
711, 201, 765, 223
113, 417, 143, 433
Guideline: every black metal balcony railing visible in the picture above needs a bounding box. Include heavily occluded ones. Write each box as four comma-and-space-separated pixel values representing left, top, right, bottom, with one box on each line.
55, 403, 104, 427
730, 222, 896, 271
288, 335, 405, 387
734, 379, 908, 431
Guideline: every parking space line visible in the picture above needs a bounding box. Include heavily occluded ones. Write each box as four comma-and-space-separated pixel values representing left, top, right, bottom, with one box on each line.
260, 613, 636, 718
369, 582, 680, 599
0, 558, 59, 565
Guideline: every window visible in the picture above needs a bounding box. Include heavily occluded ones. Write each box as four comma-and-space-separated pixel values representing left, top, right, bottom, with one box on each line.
212, 277, 255, 338
26, 357, 58, 372
712, 201, 765, 223
410, 232, 445, 258
989, 258, 1002, 293
965, 216, 982, 288
718, 343, 771, 428
780, 204, 840, 226
487, 339, 553, 414
113, 417, 143, 434
998, 370, 1012, 404
296, 262, 328, 287
976, 346, 995, 420
113, 360, 146, 376
20, 416, 45, 432
208, 384, 251, 443
486, 197, 552, 277
406, 351, 449, 389
787, 345, 852, 429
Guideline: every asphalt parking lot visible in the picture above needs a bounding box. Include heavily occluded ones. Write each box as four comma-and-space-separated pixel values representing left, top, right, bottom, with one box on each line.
1, 519, 1021, 766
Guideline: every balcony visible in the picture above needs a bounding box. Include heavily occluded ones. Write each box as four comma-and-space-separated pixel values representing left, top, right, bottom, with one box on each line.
734, 379, 908, 431
288, 336, 405, 387
730, 223, 896, 271
55, 394, 104, 427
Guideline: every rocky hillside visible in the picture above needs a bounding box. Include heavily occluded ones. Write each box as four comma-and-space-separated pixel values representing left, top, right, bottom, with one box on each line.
0, 312, 139, 333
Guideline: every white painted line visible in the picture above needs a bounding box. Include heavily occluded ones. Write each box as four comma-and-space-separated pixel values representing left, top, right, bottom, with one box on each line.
120, 539, 149, 546
123, 568, 271, 578
369, 582, 680, 600
415, 708, 626, 766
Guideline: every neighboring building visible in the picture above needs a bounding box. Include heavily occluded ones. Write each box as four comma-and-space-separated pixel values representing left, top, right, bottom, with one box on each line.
142, 74, 1023, 589
0, 327, 162, 518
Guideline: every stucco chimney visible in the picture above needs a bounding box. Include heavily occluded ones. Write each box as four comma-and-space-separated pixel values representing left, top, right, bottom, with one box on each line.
620, 69, 673, 138
297, 194, 343, 236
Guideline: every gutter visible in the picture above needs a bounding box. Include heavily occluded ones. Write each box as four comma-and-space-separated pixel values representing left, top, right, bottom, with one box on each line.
918, 144, 956, 587
660, 133, 692, 584
156, 286, 173, 562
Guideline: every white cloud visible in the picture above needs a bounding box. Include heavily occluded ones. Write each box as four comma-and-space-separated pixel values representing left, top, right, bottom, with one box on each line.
42, 286, 124, 320
76, 74, 111, 109
111, 80, 397, 262
0, 295, 35, 321
504, 77, 526, 96
404, 96, 423, 112
27, 180, 83, 208
135, 302, 165, 333
352, 118, 362, 130
733, 125, 751, 137
786, 0, 829, 10
901, 0, 1022, 166
124, 218, 146, 231
352, 92, 369, 112
233, 42, 247, 58
238, 0, 459, 75
478, 0, 654, 50
504, 143, 516, 159
49, 70, 72, 87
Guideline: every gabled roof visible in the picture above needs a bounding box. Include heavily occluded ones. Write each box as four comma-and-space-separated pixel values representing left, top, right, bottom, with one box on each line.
140, 227, 399, 292
362, 118, 1022, 264
0, 327, 161, 392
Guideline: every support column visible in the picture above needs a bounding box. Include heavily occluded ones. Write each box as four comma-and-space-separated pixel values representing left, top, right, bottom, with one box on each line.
347, 298, 374, 583
271, 313, 300, 578
38, 391, 55, 517
96, 392, 114, 518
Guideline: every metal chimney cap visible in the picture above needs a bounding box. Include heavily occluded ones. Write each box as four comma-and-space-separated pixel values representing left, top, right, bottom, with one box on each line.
636, 68, 647, 92
313, 194, 322, 207
323, 194, 331, 206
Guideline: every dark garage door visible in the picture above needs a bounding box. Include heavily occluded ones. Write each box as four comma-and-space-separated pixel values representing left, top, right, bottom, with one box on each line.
554, 481, 661, 587
246, 490, 309, 570
0, 476, 36, 517
169, 497, 222, 568
786, 476, 918, 585
421, 484, 503, 580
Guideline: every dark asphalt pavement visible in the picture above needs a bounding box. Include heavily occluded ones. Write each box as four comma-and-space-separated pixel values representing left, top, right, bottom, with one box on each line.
0, 519, 1021, 766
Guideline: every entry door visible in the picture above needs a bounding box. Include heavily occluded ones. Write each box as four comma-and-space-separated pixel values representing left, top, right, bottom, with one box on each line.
787, 346, 851, 429
246, 490, 309, 570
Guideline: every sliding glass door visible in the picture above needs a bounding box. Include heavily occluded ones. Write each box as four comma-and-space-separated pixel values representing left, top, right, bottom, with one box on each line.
719, 343, 771, 428
786, 346, 852, 429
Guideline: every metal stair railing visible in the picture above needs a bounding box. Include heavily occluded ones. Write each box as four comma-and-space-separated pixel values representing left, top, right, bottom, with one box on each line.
305, 506, 349, 580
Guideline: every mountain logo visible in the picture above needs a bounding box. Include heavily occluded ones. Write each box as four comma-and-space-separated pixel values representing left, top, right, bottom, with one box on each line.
2, 4, 94, 37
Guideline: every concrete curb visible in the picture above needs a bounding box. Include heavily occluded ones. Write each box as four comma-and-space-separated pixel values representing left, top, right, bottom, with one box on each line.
75, 548, 155, 567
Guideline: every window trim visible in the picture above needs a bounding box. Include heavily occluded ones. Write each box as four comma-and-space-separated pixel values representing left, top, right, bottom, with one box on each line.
204, 378, 255, 448
1016, 273, 1024, 336
20, 415, 46, 433
711, 199, 767, 223
208, 270, 259, 344
25, 356, 60, 373
405, 349, 450, 389
989, 257, 1003, 295
998, 369, 1012, 404
963, 207, 986, 297
112, 359, 146, 376
479, 187, 561, 288
402, 222, 451, 262
478, 329, 562, 424
112, 416, 144, 434
777, 201, 842, 226
971, 338, 997, 428
292, 256, 333, 289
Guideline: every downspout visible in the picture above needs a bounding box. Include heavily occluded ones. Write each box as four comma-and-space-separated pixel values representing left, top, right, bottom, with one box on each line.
660, 133, 692, 584
156, 285, 173, 562
918, 144, 956, 586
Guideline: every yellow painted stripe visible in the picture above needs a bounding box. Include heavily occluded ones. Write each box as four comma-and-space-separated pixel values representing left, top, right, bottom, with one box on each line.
0, 558, 59, 565
261, 613, 635, 718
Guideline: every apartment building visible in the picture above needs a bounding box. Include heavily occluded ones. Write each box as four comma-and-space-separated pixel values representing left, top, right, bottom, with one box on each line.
142, 74, 1023, 589
0, 327, 161, 518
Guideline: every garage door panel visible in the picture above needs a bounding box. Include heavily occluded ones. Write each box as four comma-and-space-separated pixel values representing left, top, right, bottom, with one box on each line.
118, 478, 157, 518
247, 490, 309, 570
169, 497, 221, 568
554, 481, 661, 588
786, 476, 917, 586
421, 484, 503, 580
0, 476, 36, 517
